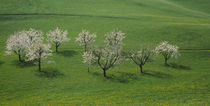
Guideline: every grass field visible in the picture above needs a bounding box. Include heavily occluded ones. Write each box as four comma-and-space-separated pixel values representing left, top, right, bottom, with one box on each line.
0, 0, 210, 105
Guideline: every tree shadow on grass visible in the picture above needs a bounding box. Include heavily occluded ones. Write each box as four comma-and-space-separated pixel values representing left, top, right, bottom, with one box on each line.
92, 71, 139, 83
143, 70, 172, 79
166, 63, 191, 70
36, 68, 64, 78
107, 72, 139, 83
57, 50, 78, 57
13, 60, 35, 68
0, 61, 4, 66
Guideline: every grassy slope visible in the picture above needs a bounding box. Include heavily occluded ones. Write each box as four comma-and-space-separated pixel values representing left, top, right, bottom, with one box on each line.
0, 0, 210, 49
169, 0, 210, 14
0, 0, 209, 104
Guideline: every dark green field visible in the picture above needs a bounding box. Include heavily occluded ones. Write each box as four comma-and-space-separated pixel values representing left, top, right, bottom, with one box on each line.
0, 0, 209, 105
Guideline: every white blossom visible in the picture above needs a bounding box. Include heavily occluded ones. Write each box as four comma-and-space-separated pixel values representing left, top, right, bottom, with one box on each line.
105, 29, 125, 51
83, 51, 95, 64
47, 27, 69, 52
26, 42, 52, 61
76, 30, 96, 52
6, 28, 44, 62
25, 28, 43, 46
6, 31, 29, 62
26, 41, 52, 72
155, 41, 179, 65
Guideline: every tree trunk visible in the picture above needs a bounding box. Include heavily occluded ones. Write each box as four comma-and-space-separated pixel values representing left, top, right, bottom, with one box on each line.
56, 45, 58, 53
165, 58, 168, 65
88, 66, 90, 72
103, 69, 106, 77
38, 58, 41, 72
139, 64, 143, 73
18, 54, 22, 62
84, 44, 87, 52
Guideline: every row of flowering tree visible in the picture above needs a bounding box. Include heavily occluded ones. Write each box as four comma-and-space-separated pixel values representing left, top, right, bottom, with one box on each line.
78, 29, 179, 77
6, 28, 179, 77
6, 28, 69, 72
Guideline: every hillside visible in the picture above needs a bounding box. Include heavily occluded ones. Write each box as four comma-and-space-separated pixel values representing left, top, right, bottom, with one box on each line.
0, 0, 209, 105
0, 0, 210, 50
1, 0, 210, 17
170, 0, 210, 14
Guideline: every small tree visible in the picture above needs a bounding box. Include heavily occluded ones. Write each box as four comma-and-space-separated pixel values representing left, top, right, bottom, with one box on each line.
26, 42, 52, 72
76, 30, 96, 52
47, 27, 69, 52
155, 41, 179, 65
128, 48, 153, 73
92, 29, 125, 77
82, 51, 96, 72
6, 31, 29, 62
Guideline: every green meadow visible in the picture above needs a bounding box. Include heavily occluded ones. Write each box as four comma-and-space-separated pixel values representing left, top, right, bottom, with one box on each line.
0, 0, 209, 105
